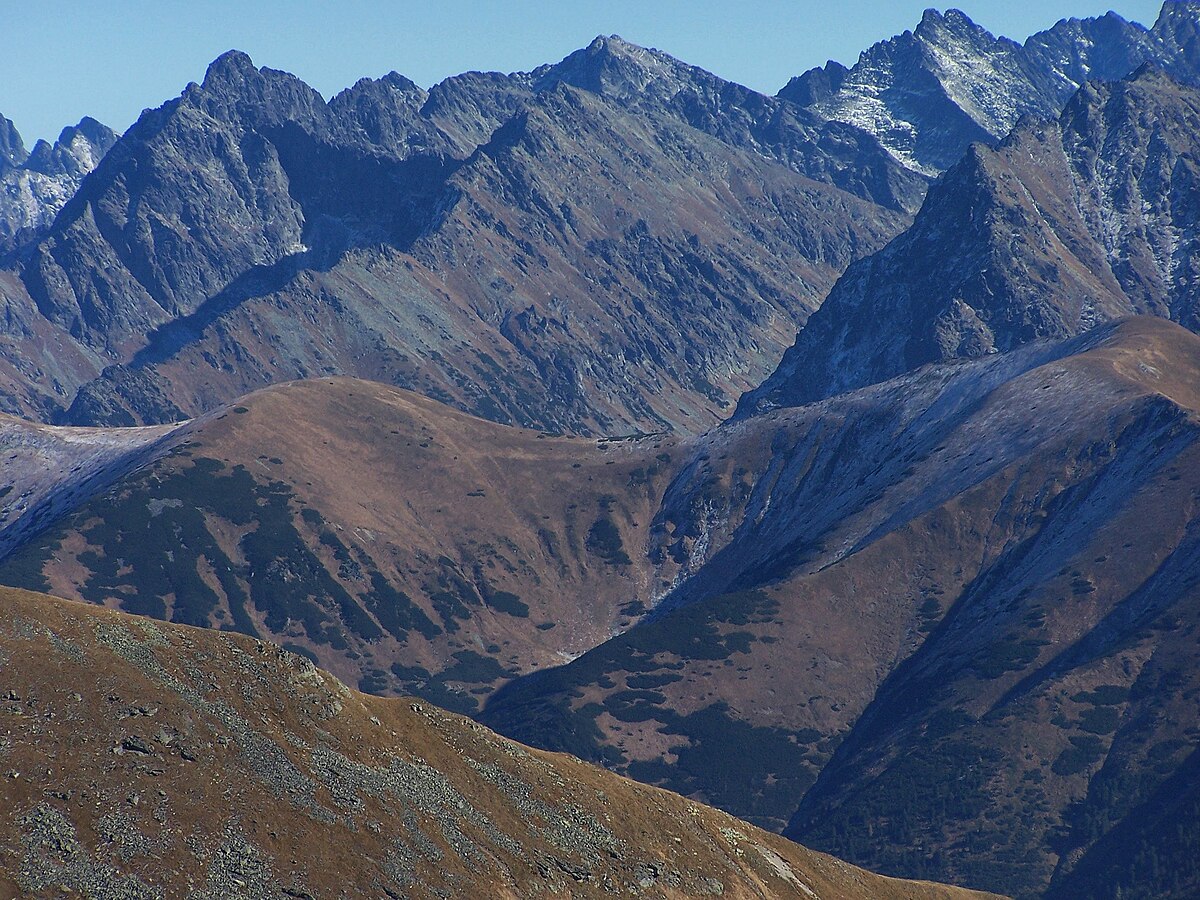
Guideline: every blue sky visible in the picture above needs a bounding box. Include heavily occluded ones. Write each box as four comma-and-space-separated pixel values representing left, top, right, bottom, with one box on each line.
0, 1, 1168, 146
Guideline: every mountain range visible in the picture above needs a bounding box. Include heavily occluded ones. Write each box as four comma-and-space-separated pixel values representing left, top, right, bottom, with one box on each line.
2, 3, 1200, 898
0, 39, 918, 437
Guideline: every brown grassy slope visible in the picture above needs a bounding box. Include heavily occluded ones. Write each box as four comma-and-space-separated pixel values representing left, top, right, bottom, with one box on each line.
482, 317, 1200, 893
0, 587, 1002, 900
0, 377, 685, 710
4, 318, 1198, 894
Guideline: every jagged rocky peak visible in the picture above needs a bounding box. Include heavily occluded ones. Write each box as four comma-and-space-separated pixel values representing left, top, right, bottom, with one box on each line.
200, 47, 259, 87
739, 66, 1200, 415
777, 59, 849, 107
0, 115, 118, 253
911, 8, 1055, 125
1153, 0, 1200, 70
335, 70, 427, 105
526, 33, 928, 212
327, 71, 438, 154
533, 32, 776, 113
917, 6, 998, 38
24, 117, 118, 177
533, 33, 704, 104
1021, 11, 1153, 99
780, 6, 1048, 174
0, 113, 27, 170
185, 48, 329, 129
12, 49, 333, 344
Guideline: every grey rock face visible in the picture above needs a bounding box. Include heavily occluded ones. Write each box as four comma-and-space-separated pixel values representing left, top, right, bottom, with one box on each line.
783, 1, 1200, 174
532, 36, 928, 211
741, 67, 1200, 414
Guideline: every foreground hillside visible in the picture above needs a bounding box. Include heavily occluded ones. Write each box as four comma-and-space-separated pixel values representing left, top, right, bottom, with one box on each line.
3, 318, 1198, 896
0, 587, 998, 899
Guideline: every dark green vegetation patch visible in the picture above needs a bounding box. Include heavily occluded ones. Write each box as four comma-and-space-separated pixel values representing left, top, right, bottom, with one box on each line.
791, 708, 1018, 887
0, 458, 434, 653
482, 590, 815, 829
969, 633, 1048, 679
586, 515, 631, 566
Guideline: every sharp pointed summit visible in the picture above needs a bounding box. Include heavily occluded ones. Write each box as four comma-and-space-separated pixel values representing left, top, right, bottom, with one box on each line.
533, 33, 706, 103
0, 113, 27, 171
201, 48, 259, 88
23, 117, 118, 177
0, 113, 116, 253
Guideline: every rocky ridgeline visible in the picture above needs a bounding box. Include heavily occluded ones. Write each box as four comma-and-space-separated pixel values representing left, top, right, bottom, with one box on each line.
0, 39, 914, 435
1, 5, 1198, 435
784, 1, 1200, 173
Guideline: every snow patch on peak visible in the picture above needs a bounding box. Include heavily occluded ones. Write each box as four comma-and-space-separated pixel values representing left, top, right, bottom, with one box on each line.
793, 2, 1198, 175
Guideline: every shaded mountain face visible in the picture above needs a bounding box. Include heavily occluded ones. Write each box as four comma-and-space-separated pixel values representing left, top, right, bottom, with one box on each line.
481, 318, 1200, 897
0, 42, 914, 435
0, 413, 179, 562
0, 116, 117, 254
0, 588, 999, 899
783, 1, 1200, 174
741, 67, 1200, 414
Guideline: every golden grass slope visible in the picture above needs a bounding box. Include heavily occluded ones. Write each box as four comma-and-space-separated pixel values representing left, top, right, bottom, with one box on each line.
0, 587, 1001, 899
